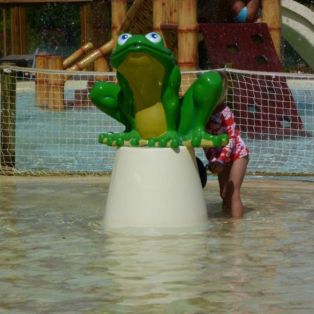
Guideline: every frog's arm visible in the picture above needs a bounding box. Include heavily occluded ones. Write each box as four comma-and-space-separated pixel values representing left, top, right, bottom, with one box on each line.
89, 80, 132, 131
179, 71, 224, 134
90, 81, 120, 118
162, 66, 181, 131
179, 71, 228, 147
192, 72, 225, 129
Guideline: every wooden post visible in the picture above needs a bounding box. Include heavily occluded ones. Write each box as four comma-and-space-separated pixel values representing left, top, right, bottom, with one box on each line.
95, 57, 110, 72
35, 54, 49, 107
112, 0, 127, 41
10, 6, 27, 55
165, 0, 177, 24
2, 9, 7, 56
157, 0, 178, 56
261, 0, 281, 59
47, 56, 65, 111
1, 65, 16, 169
177, 0, 198, 70
153, 0, 163, 33
80, 3, 92, 46
94, 57, 110, 82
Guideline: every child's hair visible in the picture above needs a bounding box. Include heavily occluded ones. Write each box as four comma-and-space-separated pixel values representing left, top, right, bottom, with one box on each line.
216, 72, 229, 106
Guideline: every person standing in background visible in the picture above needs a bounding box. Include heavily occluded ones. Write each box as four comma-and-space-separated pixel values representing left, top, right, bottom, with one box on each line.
227, 0, 261, 23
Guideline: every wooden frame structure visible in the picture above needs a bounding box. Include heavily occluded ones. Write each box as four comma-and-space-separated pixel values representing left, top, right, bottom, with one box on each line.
0, 0, 89, 2
0, 0, 94, 55
0, 0, 282, 68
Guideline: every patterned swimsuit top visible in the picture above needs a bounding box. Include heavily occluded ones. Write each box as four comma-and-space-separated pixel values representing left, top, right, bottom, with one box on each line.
205, 105, 249, 163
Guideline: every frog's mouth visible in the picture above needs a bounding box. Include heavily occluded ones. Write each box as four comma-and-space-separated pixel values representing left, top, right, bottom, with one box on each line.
111, 41, 173, 69
118, 52, 165, 112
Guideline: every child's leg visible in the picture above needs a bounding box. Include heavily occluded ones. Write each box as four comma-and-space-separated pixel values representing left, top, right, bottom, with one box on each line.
226, 157, 248, 218
217, 164, 231, 210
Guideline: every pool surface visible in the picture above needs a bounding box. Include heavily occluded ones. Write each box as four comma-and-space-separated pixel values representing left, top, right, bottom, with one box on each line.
10, 80, 314, 175
0, 176, 314, 313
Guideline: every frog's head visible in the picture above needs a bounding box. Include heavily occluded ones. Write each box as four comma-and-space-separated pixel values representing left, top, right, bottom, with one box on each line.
111, 32, 175, 71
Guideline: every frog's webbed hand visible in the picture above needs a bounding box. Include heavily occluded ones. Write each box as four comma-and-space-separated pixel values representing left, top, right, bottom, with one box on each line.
99, 130, 146, 147
148, 131, 181, 148
182, 130, 228, 148
89, 81, 121, 113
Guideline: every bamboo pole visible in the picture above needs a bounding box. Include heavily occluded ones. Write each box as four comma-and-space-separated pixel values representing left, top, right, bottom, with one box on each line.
80, 2, 92, 46
261, 0, 281, 59
112, 0, 127, 41
2, 9, 7, 56
153, 0, 163, 33
35, 54, 49, 107
177, 0, 198, 70
47, 55, 65, 110
63, 42, 94, 69
1, 65, 16, 169
168, 0, 177, 24
165, 0, 170, 24
69, 0, 148, 71
68, 39, 115, 71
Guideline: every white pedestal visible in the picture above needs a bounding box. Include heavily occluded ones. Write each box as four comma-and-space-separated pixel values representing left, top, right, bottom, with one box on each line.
104, 146, 208, 231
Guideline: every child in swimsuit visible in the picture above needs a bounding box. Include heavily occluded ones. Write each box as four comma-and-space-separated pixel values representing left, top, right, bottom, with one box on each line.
204, 103, 249, 218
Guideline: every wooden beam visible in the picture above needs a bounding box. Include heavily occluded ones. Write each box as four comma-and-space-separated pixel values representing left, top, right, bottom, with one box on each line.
80, 2, 92, 45
153, 0, 163, 33
1, 65, 16, 169
262, 0, 282, 59
111, 0, 127, 41
178, 0, 198, 70
10, 6, 27, 54
2, 8, 7, 56
0, 0, 92, 3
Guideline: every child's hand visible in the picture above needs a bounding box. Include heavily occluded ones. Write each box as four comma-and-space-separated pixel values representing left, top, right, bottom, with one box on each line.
208, 161, 224, 174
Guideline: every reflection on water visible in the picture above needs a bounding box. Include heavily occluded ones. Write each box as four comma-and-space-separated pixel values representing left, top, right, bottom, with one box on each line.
0, 177, 314, 313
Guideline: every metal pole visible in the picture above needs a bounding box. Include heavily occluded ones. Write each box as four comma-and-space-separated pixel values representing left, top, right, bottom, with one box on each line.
1, 65, 16, 169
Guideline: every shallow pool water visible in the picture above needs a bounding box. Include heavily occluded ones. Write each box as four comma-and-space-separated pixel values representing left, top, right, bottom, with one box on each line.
0, 176, 313, 313
14, 86, 314, 175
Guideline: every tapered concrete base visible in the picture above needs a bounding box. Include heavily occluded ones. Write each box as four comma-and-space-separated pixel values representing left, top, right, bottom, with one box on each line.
104, 146, 208, 231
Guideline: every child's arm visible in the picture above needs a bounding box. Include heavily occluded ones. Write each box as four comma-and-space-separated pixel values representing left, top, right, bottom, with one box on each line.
208, 161, 224, 174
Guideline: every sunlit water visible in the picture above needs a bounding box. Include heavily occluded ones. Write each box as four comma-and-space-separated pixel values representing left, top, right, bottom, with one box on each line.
0, 177, 313, 313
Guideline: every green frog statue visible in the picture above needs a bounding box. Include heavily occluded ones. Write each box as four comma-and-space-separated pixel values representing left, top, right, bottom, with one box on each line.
89, 32, 228, 148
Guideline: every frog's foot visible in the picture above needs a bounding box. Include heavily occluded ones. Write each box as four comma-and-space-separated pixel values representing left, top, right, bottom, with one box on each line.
182, 129, 229, 148
148, 131, 182, 148
99, 130, 147, 147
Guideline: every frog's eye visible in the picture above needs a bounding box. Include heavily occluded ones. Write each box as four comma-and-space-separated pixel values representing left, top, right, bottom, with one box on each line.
118, 33, 132, 46
145, 32, 162, 44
